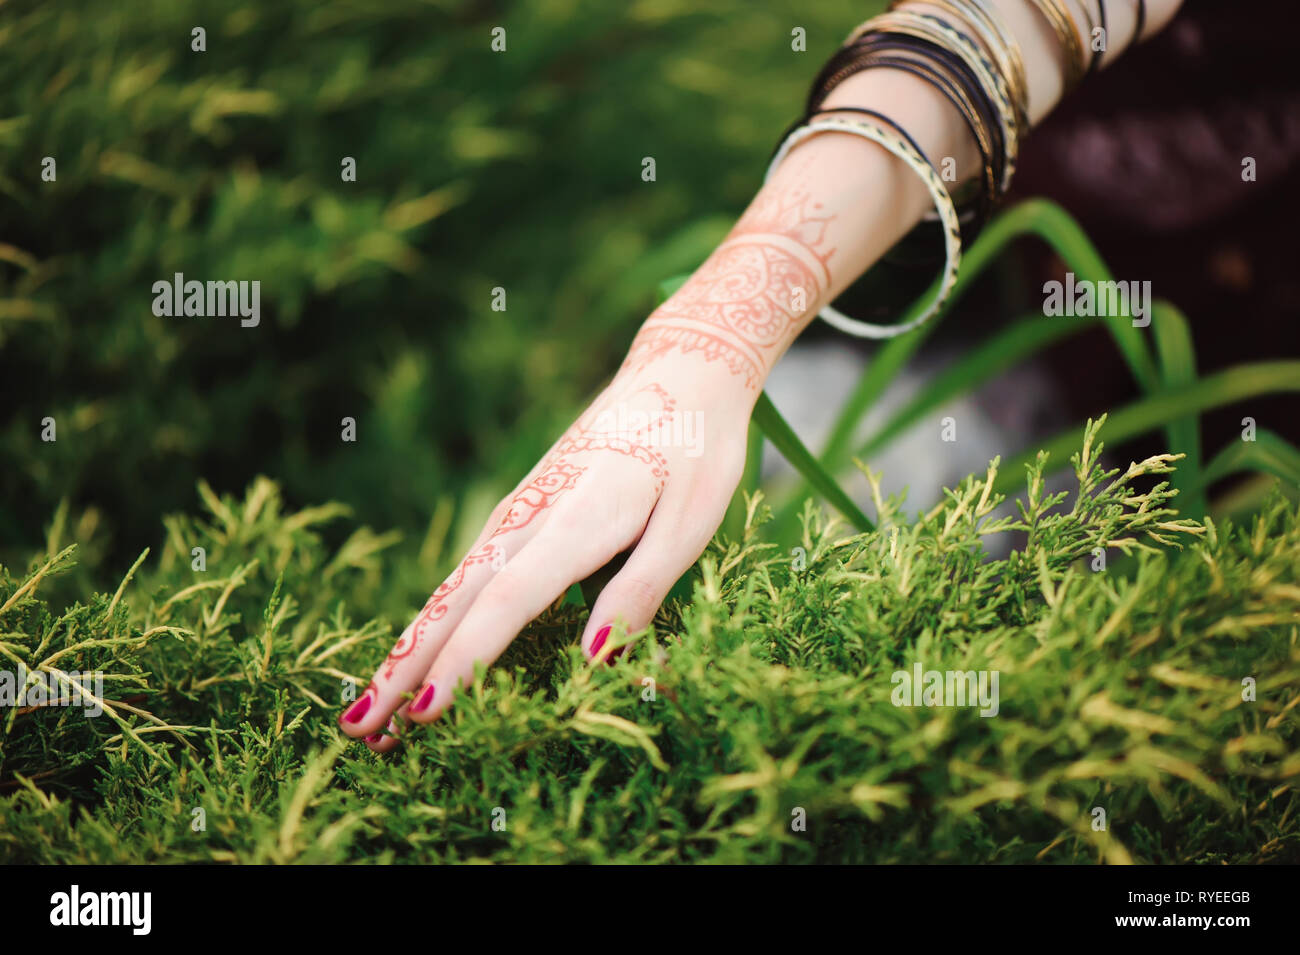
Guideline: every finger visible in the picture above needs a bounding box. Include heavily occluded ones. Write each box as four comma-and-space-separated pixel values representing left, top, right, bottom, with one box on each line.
356, 507, 531, 750
337, 537, 512, 737
580, 486, 724, 662
405, 512, 630, 724
362, 706, 408, 753
340, 461, 588, 737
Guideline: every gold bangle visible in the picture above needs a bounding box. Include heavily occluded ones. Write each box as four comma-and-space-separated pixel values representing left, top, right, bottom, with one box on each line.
926, 0, 1031, 136
764, 116, 963, 340
1026, 0, 1087, 91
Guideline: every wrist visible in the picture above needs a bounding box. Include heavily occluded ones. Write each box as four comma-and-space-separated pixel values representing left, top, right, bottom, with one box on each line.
623, 303, 801, 405
625, 222, 830, 398
620, 316, 772, 408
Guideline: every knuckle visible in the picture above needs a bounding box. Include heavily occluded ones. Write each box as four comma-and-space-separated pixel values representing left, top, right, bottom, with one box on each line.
541, 501, 587, 539
666, 507, 720, 553
618, 574, 664, 614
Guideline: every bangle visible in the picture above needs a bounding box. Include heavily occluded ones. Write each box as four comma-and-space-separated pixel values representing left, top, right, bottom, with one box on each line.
860, 11, 1019, 197
764, 116, 962, 340
808, 38, 998, 234
927, 0, 1031, 135
1027, 0, 1087, 91
809, 16, 1013, 241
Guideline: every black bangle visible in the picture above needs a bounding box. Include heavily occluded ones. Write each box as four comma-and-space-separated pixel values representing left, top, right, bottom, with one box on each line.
804, 33, 1004, 240
863, 53, 995, 225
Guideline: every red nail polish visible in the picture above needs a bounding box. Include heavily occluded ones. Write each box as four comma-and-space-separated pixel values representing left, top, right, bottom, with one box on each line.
590, 624, 611, 658
409, 683, 436, 714
341, 693, 372, 724
365, 732, 382, 744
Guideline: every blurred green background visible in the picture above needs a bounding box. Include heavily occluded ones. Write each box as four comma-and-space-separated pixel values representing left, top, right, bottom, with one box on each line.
5, 0, 1297, 608
0, 0, 890, 583
0, 0, 894, 582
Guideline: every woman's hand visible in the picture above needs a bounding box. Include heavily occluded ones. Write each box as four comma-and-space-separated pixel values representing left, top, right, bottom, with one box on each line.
340, 173, 850, 749
338, 354, 754, 750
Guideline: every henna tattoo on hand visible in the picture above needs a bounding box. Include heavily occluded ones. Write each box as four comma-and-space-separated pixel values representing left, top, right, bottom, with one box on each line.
623, 183, 836, 389
382, 458, 586, 676
551, 382, 674, 495
380, 382, 676, 677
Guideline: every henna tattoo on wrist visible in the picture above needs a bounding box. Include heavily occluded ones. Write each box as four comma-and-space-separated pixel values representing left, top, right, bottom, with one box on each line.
623, 183, 836, 389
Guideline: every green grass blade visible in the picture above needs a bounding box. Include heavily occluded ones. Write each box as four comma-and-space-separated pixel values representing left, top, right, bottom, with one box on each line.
775, 199, 1161, 532
752, 391, 874, 532
854, 310, 1087, 460
743, 417, 764, 497
725, 417, 767, 539
818, 199, 1161, 477
990, 361, 1300, 499
1149, 301, 1205, 517
1185, 429, 1300, 499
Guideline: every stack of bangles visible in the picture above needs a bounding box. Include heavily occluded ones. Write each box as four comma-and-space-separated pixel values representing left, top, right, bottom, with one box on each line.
766, 0, 1148, 339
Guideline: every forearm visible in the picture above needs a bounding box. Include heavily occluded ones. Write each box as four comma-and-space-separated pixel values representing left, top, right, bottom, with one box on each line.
625, 0, 1183, 399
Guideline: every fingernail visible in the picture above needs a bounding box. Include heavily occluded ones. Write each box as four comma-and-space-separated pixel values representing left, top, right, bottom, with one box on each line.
590, 624, 611, 659
409, 683, 436, 714
341, 693, 372, 724
365, 732, 382, 744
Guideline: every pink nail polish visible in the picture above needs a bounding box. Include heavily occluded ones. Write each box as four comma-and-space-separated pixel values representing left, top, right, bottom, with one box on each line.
341, 693, 372, 724
409, 683, 436, 714
590, 624, 611, 658
365, 732, 382, 744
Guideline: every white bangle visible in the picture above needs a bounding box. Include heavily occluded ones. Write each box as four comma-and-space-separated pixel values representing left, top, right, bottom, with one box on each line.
764, 116, 963, 340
